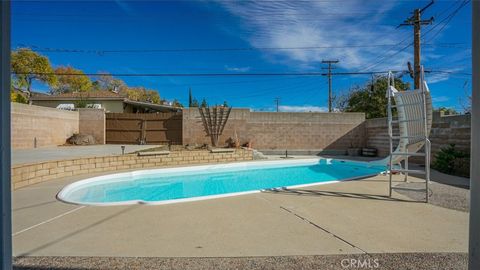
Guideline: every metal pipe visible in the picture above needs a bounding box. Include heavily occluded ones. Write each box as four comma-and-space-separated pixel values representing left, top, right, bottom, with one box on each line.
0, 1, 12, 269
387, 72, 394, 198
425, 139, 431, 203
404, 155, 409, 182
421, 67, 430, 203
469, 1, 480, 269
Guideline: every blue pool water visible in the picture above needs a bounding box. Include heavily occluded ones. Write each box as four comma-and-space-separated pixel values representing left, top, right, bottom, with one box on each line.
57, 159, 385, 205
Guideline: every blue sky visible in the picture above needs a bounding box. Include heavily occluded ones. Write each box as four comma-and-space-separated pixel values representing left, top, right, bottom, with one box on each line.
12, 0, 472, 112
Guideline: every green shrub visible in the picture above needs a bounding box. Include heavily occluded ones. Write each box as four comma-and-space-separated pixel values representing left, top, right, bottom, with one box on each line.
74, 99, 88, 108
10, 91, 28, 104
433, 144, 470, 176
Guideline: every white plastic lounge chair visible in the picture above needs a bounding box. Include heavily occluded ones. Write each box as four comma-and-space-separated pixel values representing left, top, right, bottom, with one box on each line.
370, 67, 432, 202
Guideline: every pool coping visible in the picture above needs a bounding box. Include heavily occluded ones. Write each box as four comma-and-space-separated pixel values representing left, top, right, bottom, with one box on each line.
56, 157, 386, 206
12, 148, 253, 190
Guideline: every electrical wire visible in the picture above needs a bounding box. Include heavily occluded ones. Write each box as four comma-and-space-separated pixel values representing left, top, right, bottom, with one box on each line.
362, 0, 469, 72
423, 0, 470, 43
17, 42, 468, 55
12, 70, 470, 77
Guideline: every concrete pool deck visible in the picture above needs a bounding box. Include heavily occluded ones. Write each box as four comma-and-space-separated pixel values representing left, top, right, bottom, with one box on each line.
12, 159, 468, 258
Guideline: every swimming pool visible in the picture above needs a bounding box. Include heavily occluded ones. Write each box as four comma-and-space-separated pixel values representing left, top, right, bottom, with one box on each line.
57, 158, 386, 206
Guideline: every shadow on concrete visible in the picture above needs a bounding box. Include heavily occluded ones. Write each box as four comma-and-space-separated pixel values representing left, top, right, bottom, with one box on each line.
263, 187, 420, 203
15, 206, 138, 257
13, 201, 57, 212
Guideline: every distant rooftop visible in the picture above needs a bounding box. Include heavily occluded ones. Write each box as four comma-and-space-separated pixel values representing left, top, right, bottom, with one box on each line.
123, 99, 182, 112
31, 91, 125, 101
29, 90, 181, 112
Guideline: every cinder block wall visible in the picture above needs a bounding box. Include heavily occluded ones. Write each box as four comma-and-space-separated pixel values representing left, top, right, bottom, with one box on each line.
183, 108, 366, 152
12, 149, 253, 190
78, 108, 106, 144
365, 112, 471, 161
11, 103, 79, 149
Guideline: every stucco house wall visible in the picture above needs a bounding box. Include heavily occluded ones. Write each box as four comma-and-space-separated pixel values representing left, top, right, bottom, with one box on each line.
31, 99, 125, 113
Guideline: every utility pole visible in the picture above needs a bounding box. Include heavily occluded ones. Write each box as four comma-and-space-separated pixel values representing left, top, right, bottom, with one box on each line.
0, 1, 12, 269
399, 0, 434, 89
274, 97, 280, 112
322, 60, 339, 112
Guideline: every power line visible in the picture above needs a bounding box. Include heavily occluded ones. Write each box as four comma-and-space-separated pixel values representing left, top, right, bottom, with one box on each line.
423, 0, 469, 37
11, 71, 398, 77
398, 0, 435, 89
17, 43, 467, 55
362, 0, 469, 72
11, 11, 403, 17
12, 70, 469, 77
221, 79, 319, 101
431, 70, 472, 76
158, 76, 308, 87
14, 0, 437, 3
15, 44, 413, 54
361, 34, 413, 72
423, 0, 470, 43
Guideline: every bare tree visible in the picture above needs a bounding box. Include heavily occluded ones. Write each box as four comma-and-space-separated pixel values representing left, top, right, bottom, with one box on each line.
459, 82, 472, 113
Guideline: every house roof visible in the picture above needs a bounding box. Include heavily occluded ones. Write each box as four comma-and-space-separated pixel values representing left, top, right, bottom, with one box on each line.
123, 99, 182, 112
30, 91, 126, 101
30, 91, 180, 112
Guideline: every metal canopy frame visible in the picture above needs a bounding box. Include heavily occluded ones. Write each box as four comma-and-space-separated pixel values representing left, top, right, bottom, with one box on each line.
469, 1, 479, 269
0, 1, 12, 269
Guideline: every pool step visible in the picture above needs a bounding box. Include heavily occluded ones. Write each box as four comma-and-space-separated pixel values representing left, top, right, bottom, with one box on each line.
137, 151, 171, 156
391, 186, 427, 192
210, 148, 235, 153
391, 169, 426, 175
390, 135, 426, 140
391, 118, 425, 124
391, 102, 423, 108
391, 152, 425, 157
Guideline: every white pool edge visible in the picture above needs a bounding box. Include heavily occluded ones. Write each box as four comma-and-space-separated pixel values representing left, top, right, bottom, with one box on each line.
57, 157, 386, 206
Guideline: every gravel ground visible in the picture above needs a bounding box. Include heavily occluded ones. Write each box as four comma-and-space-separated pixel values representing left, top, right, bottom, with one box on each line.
14, 253, 467, 270
395, 181, 469, 212
393, 170, 470, 212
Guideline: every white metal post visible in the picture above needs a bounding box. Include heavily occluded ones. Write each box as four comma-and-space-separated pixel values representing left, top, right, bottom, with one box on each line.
469, 1, 480, 269
0, 1, 12, 269
387, 73, 393, 198
421, 67, 430, 203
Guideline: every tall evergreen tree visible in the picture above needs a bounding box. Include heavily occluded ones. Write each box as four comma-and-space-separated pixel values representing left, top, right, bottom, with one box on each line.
200, 98, 208, 108
191, 98, 199, 107
188, 88, 193, 107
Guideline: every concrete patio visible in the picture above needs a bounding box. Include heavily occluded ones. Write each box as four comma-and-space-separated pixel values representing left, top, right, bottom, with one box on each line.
12, 159, 468, 258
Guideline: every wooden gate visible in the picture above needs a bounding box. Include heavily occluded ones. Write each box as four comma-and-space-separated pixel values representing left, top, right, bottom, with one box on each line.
106, 112, 182, 145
